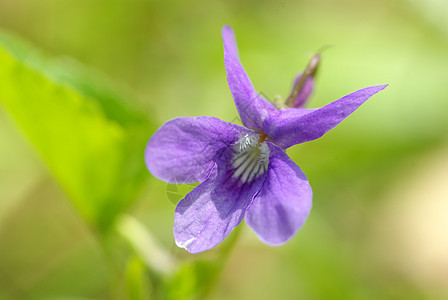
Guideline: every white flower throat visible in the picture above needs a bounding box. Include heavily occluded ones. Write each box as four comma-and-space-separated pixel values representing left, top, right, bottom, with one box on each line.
231, 133, 270, 183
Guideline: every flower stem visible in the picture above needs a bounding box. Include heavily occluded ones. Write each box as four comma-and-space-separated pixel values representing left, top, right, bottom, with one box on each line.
117, 215, 175, 275
200, 225, 243, 298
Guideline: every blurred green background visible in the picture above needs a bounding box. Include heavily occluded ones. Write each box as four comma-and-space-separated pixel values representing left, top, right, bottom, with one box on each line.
1, 0, 448, 299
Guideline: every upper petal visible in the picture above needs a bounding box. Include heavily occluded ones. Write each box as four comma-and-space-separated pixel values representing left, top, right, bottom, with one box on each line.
145, 116, 252, 183
174, 145, 267, 253
262, 85, 388, 149
245, 142, 312, 245
222, 25, 275, 129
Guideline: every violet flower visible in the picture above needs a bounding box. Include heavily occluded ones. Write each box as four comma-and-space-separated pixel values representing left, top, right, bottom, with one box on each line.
145, 25, 387, 254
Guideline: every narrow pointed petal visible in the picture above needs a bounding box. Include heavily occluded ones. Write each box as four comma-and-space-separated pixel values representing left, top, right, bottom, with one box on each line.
263, 85, 388, 149
292, 74, 315, 108
222, 25, 275, 129
245, 143, 312, 245
145, 116, 252, 183
174, 144, 267, 253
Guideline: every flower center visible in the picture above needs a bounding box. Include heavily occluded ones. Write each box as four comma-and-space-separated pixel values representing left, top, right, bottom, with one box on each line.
230, 133, 270, 184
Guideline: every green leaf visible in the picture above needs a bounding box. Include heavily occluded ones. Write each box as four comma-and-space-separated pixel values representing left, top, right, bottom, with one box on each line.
0, 30, 153, 232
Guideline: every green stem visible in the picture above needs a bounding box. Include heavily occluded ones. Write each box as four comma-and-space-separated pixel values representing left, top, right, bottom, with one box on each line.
97, 232, 125, 300
200, 225, 242, 299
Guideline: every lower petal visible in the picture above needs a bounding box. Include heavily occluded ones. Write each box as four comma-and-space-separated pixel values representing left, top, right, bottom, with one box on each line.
245, 143, 312, 245
174, 146, 267, 253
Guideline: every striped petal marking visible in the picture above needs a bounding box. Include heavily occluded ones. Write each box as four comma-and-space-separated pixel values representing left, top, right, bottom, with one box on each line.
230, 133, 270, 184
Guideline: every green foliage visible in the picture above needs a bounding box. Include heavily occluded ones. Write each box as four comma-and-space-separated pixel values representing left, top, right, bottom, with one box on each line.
125, 256, 152, 300
0, 31, 153, 231
163, 260, 219, 300
1, 0, 448, 298
162, 227, 240, 300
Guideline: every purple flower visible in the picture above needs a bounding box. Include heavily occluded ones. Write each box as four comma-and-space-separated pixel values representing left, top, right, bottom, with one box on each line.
145, 25, 387, 254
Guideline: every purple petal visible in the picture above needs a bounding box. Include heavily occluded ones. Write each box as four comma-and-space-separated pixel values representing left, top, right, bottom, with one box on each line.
222, 25, 275, 129
292, 73, 315, 108
245, 143, 312, 245
263, 85, 388, 149
174, 146, 267, 253
145, 116, 252, 183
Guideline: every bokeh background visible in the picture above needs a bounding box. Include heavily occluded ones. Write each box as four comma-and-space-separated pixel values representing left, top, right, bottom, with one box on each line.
1, 0, 448, 299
